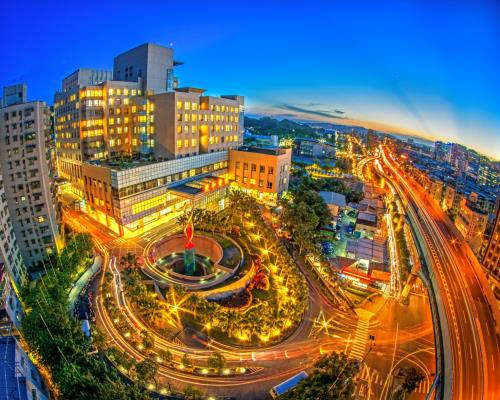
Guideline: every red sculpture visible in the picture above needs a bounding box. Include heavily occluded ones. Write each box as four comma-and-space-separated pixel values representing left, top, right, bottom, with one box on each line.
184, 212, 195, 250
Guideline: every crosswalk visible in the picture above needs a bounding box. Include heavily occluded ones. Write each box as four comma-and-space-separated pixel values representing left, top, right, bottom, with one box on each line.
357, 364, 431, 399
350, 318, 370, 360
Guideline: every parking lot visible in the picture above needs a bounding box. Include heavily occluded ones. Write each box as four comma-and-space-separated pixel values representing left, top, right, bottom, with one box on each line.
321, 208, 358, 258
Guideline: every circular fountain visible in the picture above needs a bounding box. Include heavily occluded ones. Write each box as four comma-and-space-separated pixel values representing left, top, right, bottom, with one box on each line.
152, 233, 225, 285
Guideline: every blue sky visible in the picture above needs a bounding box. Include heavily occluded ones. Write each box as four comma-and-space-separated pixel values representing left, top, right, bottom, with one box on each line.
2, 0, 499, 158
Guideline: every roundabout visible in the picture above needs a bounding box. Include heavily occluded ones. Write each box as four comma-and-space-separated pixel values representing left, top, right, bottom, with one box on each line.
89, 192, 358, 398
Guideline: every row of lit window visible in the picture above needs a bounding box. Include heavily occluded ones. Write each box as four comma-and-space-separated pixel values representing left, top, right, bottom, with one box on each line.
82, 129, 104, 138
108, 88, 141, 96
85, 99, 104, 107
235, 176, 274, 189
81, 119, 103, 128
176, 113, 239, 123
175, 124, 238, 134
208, 135, 238, 145
177, 139, 198, 149
176, 101, 239, 113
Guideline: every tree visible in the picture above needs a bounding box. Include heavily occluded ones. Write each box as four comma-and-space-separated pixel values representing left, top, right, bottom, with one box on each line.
282, 200, 319, 255
121, 252, 139, 269
181, 353, 193, 369
135, 358, 159, 384
20, 234, 150, 400
157, 348, 173, 365
207, 351, 226, 370
279, 352, 359, 400
183, 385, 204, 400
141, 330, 155, 352
394, 367, 424, 400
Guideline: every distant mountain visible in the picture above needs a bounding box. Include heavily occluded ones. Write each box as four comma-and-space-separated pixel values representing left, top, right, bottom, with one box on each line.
244, 116, 371, 138
244, 116, 319, 138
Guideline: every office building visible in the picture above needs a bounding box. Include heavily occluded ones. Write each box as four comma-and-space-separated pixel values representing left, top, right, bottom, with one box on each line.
228, 146, 291, 202
54, 43, 281, 235
293, 137, 335, 158
0, 86, 61, 269
153, 88, 242, 160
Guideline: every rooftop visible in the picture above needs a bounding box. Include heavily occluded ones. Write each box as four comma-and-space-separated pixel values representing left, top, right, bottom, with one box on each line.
175, 87, 206, 94
235, 146, 289, 156
169, 176, 229, 199
319, 191, 346, 207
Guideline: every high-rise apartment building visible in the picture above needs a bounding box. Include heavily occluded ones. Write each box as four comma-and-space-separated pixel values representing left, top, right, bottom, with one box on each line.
483, 203, 500, 281
449, 142, 469, 174
54, 43, 286, 236
0, 86, 61, 269
2, 83, 27, 107
434, 141, 451, 163
0, 171, 26, 332
0, 174, 26, 288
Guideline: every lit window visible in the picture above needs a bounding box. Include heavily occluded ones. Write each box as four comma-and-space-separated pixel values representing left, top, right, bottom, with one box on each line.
177, 140, 182, 149
177, 101, 183, 110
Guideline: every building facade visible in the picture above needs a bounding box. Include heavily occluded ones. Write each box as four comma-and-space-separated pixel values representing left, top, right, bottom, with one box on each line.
482, 204, 500, 280
0, 336, 49, 400
293, 137, 335, 159
153, 89, 242, 160
82, 151, 230, 234
54, 43, 279, 235
455, 198, 488, 256
228, 147, 291, 202
0, 89, 61, 269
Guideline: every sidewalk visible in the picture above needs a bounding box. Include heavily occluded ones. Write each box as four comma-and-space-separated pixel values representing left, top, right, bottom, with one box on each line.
67, 255, 102, 313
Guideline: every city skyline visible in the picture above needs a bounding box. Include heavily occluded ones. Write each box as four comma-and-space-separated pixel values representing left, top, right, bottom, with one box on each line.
2, 0, 500, 159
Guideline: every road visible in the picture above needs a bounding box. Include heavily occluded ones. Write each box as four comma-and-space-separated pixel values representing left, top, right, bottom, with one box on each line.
64, 205, 360, 399
62, 170, 438, 399
379, 148, 500, 399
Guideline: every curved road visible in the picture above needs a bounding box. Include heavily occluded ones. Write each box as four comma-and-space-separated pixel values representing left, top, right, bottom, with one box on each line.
379, 148, 500, 400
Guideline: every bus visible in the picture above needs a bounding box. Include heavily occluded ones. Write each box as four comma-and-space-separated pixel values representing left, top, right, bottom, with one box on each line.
269, 371, 308, 398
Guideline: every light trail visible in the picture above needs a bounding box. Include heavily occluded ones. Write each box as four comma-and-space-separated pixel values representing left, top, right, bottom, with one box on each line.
379, 146, 500, 399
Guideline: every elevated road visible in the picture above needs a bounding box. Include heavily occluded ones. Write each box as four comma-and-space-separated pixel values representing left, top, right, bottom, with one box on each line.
379, 149, 500, 399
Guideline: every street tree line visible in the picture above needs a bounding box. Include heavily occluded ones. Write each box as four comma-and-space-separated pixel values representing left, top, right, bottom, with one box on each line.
21, 233, 152, 399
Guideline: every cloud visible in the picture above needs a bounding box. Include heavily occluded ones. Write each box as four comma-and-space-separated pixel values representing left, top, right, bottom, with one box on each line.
275, 103, 347, 119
